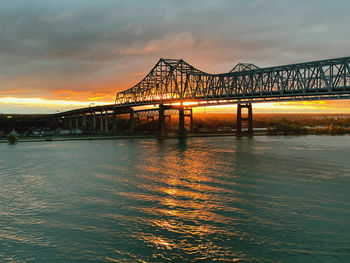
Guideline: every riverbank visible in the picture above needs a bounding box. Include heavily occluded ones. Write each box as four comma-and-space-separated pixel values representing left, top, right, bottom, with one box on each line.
2, 130, 348, 144
0, 134, 153, 143
0, 132, 269, 143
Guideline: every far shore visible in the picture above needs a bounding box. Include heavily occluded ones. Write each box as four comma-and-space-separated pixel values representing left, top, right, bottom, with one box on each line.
0, 133, 241, 143
1, 131, 348, 144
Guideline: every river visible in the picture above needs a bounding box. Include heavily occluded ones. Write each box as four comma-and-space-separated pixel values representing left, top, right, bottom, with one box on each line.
0, 136, 349, 262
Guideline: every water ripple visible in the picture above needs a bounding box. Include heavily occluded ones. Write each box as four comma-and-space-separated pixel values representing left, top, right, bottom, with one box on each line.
0, 137, 350, 262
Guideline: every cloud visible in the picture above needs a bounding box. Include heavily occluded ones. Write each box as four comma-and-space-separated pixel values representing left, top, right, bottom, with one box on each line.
121, 32, 196, 55
0, 0, 349, 113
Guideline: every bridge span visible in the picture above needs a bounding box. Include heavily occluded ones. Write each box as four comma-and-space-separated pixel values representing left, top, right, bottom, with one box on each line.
48, 56, 350, 137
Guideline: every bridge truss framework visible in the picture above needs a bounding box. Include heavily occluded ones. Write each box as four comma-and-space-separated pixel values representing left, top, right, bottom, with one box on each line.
115, 57, 350, 106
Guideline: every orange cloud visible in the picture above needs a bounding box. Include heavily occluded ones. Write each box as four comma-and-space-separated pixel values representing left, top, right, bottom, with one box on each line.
50, 88, 115, 102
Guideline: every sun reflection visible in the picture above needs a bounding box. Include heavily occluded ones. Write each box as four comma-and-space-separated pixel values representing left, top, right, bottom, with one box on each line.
152, 237, 173, 250
138, 150, 228, 257
165, 188, 177, 195
119, 140, 247, 261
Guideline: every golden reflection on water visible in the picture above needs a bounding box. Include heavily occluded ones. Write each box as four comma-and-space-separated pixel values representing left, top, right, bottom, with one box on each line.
132, 140, 243, 261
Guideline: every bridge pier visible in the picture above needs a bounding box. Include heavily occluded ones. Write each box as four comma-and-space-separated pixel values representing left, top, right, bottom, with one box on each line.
186, 108, 194, 133
75, 116, 79, 129
100, 112, 104, 133
158, 104, 165, 137
82, 114, 86, 131
105, 111, 109, 133
49, 117, 53, 129
236, 103, 253, 136
112, 109, 117, 133
146, 115, 153, 131
53, 117, 59, 129
92, 113, 96, 133
69, 117, 73, 130
178, 107, 186, 138
129, 111, 135, 135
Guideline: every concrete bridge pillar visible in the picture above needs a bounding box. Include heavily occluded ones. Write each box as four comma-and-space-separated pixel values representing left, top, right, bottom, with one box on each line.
52, 117, 57, 129
236, 103, 253, 135
178, 107, 186, 138
57, 117, 61, 129
129, 111, 135, 135
188, 109, 194, 133
92, 113, 96, 132
82, 114, 87, 130
46, 118, 51, 128
75, 116, 79, 129
100, 112, 104, 133
248, 104, 253, 133
112, 109, 117, 133
48, 118, 54, 128
158, 104, 165, 137
105, 111, 109, 133
147, 115, 154, 130
69, 117, 73, 130
237, 105, 241, 134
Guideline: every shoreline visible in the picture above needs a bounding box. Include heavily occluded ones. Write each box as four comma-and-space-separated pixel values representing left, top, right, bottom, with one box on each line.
0, 132, 263, 143
0, 133, 241, 143
0, 131, 348, 144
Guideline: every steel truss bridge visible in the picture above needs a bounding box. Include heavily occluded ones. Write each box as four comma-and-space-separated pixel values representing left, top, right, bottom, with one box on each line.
115, 57, 350, 105
49, 56, 350, 137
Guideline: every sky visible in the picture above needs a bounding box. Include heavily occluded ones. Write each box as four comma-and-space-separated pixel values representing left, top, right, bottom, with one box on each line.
0, 0, 349, 114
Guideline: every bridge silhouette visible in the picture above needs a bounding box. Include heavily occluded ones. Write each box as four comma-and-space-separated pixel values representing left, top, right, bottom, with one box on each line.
49, 56, 350, 137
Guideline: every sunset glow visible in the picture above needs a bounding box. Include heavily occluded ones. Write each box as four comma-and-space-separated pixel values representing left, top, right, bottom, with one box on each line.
0, 1, 348, 114
0, 97, 110, 114
2, 96, 350, 114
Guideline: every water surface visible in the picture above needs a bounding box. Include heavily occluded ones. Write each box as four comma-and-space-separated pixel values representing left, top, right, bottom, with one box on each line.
0, 136, 349, 262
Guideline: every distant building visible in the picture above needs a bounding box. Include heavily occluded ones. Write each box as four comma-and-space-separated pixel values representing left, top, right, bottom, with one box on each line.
198, 128, 210, 133
217, 127, 232, 132
41, 130, 56, 136
58, 129, 82, 135
253, 128, 268, 132
32, 130, 41, 136
72, 129, 82, 135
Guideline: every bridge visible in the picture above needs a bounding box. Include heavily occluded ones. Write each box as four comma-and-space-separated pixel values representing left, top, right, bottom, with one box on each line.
48, 56, 350, 137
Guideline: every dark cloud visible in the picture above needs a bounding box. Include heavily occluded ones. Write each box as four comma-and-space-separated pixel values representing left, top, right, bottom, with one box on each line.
0, 0, 349, 105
